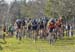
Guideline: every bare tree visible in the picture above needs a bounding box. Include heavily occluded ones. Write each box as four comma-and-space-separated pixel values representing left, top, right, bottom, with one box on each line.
0, 0, 8, 25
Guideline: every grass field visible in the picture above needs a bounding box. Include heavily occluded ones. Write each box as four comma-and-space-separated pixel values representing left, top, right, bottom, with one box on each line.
0, 36, 75, 52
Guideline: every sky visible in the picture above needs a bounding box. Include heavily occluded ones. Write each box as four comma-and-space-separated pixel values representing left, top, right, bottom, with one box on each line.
5, 0, 14, 4
5, 0, 30, 4
4, 0, 36, 3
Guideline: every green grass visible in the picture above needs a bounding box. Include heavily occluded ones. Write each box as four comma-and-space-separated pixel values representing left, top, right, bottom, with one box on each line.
0, 36, 75, 52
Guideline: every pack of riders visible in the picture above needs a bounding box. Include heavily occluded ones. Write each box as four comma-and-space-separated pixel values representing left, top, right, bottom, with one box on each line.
15, 17, 63, 40
2, 16, 73, 43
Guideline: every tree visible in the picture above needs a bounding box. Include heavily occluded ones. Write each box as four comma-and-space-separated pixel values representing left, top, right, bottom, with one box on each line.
45, 0, 75, 19
0, 0, 8, 25
9, 0, 47, 20
20, 0, 47, 18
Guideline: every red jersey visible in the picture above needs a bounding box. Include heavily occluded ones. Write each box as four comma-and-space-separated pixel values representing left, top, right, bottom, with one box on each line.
48, 23, 55, 29
56, 20, 62, 27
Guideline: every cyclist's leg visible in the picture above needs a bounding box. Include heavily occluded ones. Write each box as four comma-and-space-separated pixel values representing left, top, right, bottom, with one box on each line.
47, 28, 53, 44
16, 29, 19, 39
18, 29, 22, 40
